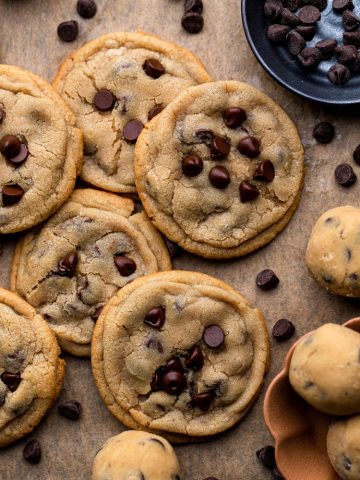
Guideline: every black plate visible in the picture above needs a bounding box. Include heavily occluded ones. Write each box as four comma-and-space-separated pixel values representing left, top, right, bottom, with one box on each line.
241, 0, 360, 106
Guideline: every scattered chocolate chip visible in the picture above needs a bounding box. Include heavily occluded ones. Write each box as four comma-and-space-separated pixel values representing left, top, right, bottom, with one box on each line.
114, 255, 137, 276
164, 357, 184, 374
286, 30, 306, 56
181, 12, 204, 33
264, 0, 283, 21
58, 400, 82, 420
162, 370, 186, 395
223, 107, 247, 128
23, 439, 41, 464
184, 0, 203, 13
239, 181, 260, 203
256, 269, 280, 290
333, 0, 354, 12
148, 104, 164, 121
0, 135, 21, 159
1, 371, 21, 392
8, 143, 29, 166
182, 153, 203, 177
298, 47, 322, 68
284, 0, 299, 10
272, 319, 296, 341
123, 119, 144, 143
2, 184, 24, 207
144, 306, 165, 329
238, 136, 261, 158
195, 129, 214, 144
0, 108, 5, 124
353, 144, 360, 165
335, 44, 358, 65
191, 391, 215, 411
256, 445, 276, 469
344, 31, 360, 47
343, 9, 360, 31
295, 25, 317, 40
281, 8, 300, 26
254, 160, 275, 182
298, 5, 321, 23
315, 38, 337, 60
350, 51, 360, 73
93, 90, 116, 111
203, 325, 224, 348
335, 163, 357, 186
273, 466, 285, 479
57, 20, 79, 42
143, 58, 165, 79
313, 122, 335, 144
210, 136, 230, 159
267, 24, 291, 44
163, 236, 183, 259
209, 166, 231, 189
91, 306, 103, 322
76, 0, 97, 18
57, 251, 78, 277
151, 367, 164, 391
328, 63, 351, 84
185, 345, 204, 370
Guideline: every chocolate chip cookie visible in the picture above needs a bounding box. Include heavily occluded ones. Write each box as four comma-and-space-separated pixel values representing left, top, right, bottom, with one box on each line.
135, 81, 304, 259
91, 271, 270, 441
0, 65, 83, 233
53, 32, 211, 193
11, 189, 171, 357
92, 430, 182, 480
0, 288, 64, 447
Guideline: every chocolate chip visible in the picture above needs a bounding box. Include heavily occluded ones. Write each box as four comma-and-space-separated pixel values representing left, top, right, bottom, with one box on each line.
58, 400, 82, 420
191, 391, 215, 411
0, 108, 5, 124
76, 0, 97, 18
163, 236, 183, 259
57, 20, 79, 42
195, 129, 214, 144
91, 306, 103, 322
267, 24, 291, 44
333, 0, 354, 12
182, 153, 203, 177
210, 136, 230, 159
2, 184, 24, 206
343, 9, 360, 31
114, 255, 137, 276
295, 25, 317, 40
272, 319, 296, 341
301, 0, 327, 10
281, 8, 300, 26
151, 367, 164, 391
23, 439, 41, 464
344, 31, 360, 47
203, 325, 224, 348
164, 357, 184, 374
185, 345, 204, 370
57, 251, 78, 277
256, 269, 280, 290
181, 12, 204, 33
273, 467, 285, 479
239, 181, 260, 203
1, 371, 21, 392
328, 63, 351, 84
184, 0, 203, 13
147, 338, 164, 353
144, 306, 165, 329
238, 136, 261, 158
353, 144, 360, 165
0, 135, 21, 159
223, 107, 247, 128
264, 0, 283, 21
335, 44, 358, 65
316, 38, 337, 60
93, 90, 116, 112
209, 166, 231, 189
298, 47, 322, 68
299, 5, 321, 23
123, 119, 144, 143
256, 446, 276, 469
286, 30, 306, 56
343, 456, 352, 471
148, 104, 164, 121
284, 0, 299, 10
335, 163, 357, 186
143, 58, 165, 79
162, 370, 186, 395
8, 143, 29, 166
313, 122, 335, 144
254, 160, 275, 182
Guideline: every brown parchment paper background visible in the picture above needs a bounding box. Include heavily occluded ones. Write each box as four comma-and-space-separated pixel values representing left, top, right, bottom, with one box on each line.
0, 0, 359, 479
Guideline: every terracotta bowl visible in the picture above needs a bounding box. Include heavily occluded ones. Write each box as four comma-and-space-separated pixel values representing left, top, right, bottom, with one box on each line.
264, 317, 360, 480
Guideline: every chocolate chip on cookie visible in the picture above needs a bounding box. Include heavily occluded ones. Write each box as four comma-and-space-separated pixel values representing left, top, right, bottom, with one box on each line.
76, 0, 97, 19
123, 119, 144, 144
210, 135, 231, 159
203, 325, 225, 348
272, 319, 296, 341
57, 20, 79, 42
196, 129, 214, 144
1, 371, 21, 392
253, 160, 275, 182
182, 153, 203, 177
57, 251, 78, 277
335, 163, 357, 186
148, 104, 164, 121
239, 181, 260, 202
2, 184, 24, 206
143, 58, 165, 79
23, 439, 42, 464
209, 166, 231, 189
0, 108, 5, 124
0, 135, 21, 159
58, 400, 82, 420
114, 255, 137, 276
185, 345, 204, 370
223, 107, 247, 128
256, 269, 280, 290
144, 306, 165, 329
162, 370, 187, 395
191, 390, 216, 411
238, 136, 261, 158
93, 90, 116, 112
313, 122, 335, 144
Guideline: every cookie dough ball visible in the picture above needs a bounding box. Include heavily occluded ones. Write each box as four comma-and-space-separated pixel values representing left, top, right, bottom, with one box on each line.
289, 324, 360, 415
306, 206, 360, 297
327, 415, 360, 480
92, 430, 181, 480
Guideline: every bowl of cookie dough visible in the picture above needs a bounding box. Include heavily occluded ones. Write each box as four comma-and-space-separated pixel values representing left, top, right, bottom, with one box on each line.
264, 317, 360, 480
241, 0, 360, 106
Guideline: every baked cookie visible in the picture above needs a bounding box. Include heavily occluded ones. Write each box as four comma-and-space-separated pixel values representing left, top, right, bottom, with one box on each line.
289, 324, 360, 416
53, 32, 211, 193
0, 65, 83, 234
92, 430, 182, 480
327, 415, 360, 480
0, 288, 64, 447
11, 189, 171, 357
135, 80, 304, 259
306, 206, 360, 297
92, 271, 270, 441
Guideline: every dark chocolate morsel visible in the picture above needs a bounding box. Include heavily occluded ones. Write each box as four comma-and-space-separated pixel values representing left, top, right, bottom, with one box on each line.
253, 160, 275, 182
123, 119, 144, 143
335, 163, 357, 186
210, 136, 231, 159
287, 30, 305, 56
295, 25, 317, 40
114, 255, 137, 276
264, 0, 283, 21
239, 181, 260, 203
335, 45, 358, 65
256, 445, 276, 470
163, 357, 184, 374
281, 8, 300, 26
283, 0, 299, 10
353, 144, 360, 165
58, 400, 82, 420
148, 104, 164, 121
272, 319, 296, 341
0, 135, 21, 159
343, 456, 352, 471
150, 367, 164, 391
209, 166, 231, 189
91, 306, 103, 322
185, 345, 204, 370
191, 390, 215, 411
181, 12, 204, 34
93, 90, 116, 111
143, 58, 165, 79
328, 63, 351, 85
333, 0, 354, 12
267, 24, 291, 45
57, 20, 79, 42
23, 439, 42, 464
76, 0, 97, 18
57, 251, 78, 277
344, 31, 360, 48
343, 9, 360, 32
223, 107, 247, 128
0, 371, 21, 392
2, 184, 25, 206
256, 269, 279, 290
238, 136, 261, 158
182, 153, 203, 177
144, 306, 165, 329
162, 370, 186, 395
185, 0, 203, 13
195, 129, 214, 144
313, 122, 335, 144
203, 325, 224, 348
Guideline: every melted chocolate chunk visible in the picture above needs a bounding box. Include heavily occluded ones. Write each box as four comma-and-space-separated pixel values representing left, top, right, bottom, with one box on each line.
146, 338, 163, 353
151, 367, 164, 391
223, 107, 247, 128
57, 251, 78, 277
1, 371, 21, 392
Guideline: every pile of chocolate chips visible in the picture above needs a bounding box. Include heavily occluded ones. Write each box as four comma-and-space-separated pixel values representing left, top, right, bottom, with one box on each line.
264, 0, 360, 85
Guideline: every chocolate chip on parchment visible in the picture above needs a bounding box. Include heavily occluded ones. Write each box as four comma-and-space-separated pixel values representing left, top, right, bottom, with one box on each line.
281, 8, 300, 26
57, 20, 79, 42
162, 370, 187, 395
353, 144, 360, 165
148, 104, 164, 121
295, 24, 317, 40
256, 269, 280, 290
328, 63, 351, 84
313, 122, 335, 144
57, 251, 78, 277
238, 136, 261, 158
23, 439, 42, 464
8, 144, 29, 166
264, 0, 283, 21
77, 0, 97, 18
333, 0, 354, 12
315, 38, 337, 60
287, 30, 306, 56
256, 445, 276, 469
163, 236, 183, 259
181, 12, 204, 33
184, 0, 203, 13
298, 5, 321, 24
298, 47, 322, 68
0, 108, 5, 124
0, 135, 21, 159
114, 255, 137, 276
239, 181, 260, 202
123, 119, 144, 143
191, 390, 215, 411
272, 319, 296, 341
209, 166, 231, 189
143, 58, 165, 79
210, 135, 230, 159
203, 325, 224, 348
344, 31, 360, 47
1, 371, 21, 392
267, 24, 291, 45
335, 44, 358, 65
182, 153, 203, 177
273, 466, 285, 479
58, 400, 82, 421
223, 107, 247, 128
185, 345, 204, 370
343, 9, 360, 31
2, 184, 24, 207
253, 160, 275, 182
93, 90, 116, 111
144, 306, 165, 329
335, 163, 357, 186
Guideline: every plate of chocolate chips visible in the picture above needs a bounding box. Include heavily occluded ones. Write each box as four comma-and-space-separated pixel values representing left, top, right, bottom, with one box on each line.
242, 0, 360, 105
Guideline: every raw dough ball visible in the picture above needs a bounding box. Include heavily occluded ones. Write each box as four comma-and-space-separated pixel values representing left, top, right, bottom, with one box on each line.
92, 430, 181, 480
289, 324, 360, 415
327, 415, 360, 480
306, 206, 360, 297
